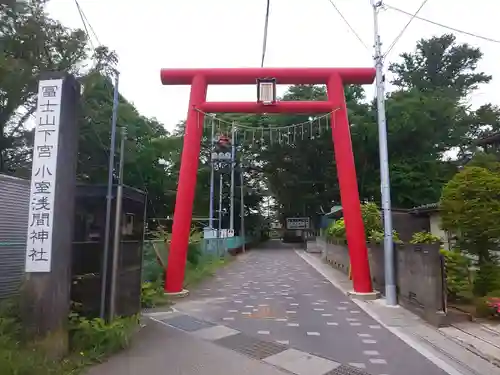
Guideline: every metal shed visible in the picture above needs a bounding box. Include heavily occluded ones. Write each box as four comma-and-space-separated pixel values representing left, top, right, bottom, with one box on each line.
0, 174, 30, 299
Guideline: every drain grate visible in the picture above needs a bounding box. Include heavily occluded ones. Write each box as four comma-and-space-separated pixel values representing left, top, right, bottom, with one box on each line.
161, 314, 215, 332
324, 364, 371, 375
214, 332, 287, 359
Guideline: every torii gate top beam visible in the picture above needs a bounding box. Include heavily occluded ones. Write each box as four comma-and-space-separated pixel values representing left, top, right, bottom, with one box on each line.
160, 67, 376, 86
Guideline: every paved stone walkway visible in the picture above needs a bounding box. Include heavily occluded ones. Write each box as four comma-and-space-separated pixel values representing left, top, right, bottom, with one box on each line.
172, 243, 449, 375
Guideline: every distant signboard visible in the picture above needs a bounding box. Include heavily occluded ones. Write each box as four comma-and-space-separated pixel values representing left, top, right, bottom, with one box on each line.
203, 228, 235, 239
203, 228, 217, 239
286, 217, 310, 230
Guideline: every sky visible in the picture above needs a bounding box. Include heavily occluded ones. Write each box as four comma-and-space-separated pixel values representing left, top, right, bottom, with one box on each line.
46, 0, 500, 132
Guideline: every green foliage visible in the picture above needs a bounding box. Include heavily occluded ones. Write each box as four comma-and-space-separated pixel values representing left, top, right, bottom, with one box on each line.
184, 255, 231, 288
361, 202, 383, 235
473, 262, 500, 297
325, 203, 402, 245
69, 314, 137, 361
140, 281, 170, 309
368, 230, 403, 245
142, 241, 165, 283
1, 0, 90, 175
389, 34, 491, 97
410, 231, 441, 244
326, 219, 346, 241
440, 248, 472, 301
475, 297, 493, 318
468, 152, 500, 173
440, 166, 500, 265
474, 292, 500, 318
187, 241, 202, 266
0, 297, 137, 375
253, 34, 500, 215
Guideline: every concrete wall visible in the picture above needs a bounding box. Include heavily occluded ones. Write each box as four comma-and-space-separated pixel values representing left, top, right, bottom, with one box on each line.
319, 238, 448, 326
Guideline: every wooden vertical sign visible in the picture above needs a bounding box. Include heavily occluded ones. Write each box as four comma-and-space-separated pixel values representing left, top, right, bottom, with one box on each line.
22, 73, 80, 358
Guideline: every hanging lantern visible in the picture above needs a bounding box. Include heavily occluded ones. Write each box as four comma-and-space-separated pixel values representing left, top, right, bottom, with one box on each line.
218, 134, 231, 147
257, 78, 277, 105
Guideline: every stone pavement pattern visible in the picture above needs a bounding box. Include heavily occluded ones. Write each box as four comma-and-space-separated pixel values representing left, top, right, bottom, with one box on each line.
173, 242, 449, 375
86, 318, 290, 375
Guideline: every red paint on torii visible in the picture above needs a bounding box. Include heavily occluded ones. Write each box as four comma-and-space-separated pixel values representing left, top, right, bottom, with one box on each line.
160, 67, 375, 294
160, 67, 375, 85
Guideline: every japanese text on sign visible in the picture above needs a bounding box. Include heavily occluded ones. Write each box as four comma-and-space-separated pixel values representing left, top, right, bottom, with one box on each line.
286, 217, 310, 230
25, 79, 63, 273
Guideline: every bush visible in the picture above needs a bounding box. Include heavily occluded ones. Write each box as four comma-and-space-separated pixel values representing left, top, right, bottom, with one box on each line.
0, 298, 138, 374
361, 202, 383, 235
440, 166, 500, 268
142, 240, 165, 283
440, 248, 472, 301
141, 281, 170, 308
0, 299, 21, 343
69, 313, 138, 361
474, 290, 500, 318
473, 262, 500, 297
187, 242, 202, 266
410, 231, 441, 244
326, 218, 346, 241
368, 229, 403, 244
325, 203, 403, 245
474, 292, 500, 319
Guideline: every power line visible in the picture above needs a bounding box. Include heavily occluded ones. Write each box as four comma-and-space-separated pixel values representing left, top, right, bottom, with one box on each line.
74, 0, 93, 50
383, 0, 429, 58
260, 0, 271, 67
74, 0, 101, 47
325, 0, 370, 52
385, 3, 500, 44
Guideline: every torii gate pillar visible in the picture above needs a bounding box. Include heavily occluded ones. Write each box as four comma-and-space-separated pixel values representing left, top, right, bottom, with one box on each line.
160, 67, 375, 296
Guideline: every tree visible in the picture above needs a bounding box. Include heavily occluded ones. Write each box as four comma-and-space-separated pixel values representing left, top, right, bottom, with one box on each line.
440, 166, 500, 295
0, 0, 88, 174
382, 34, 500, 207
389, 34, 491, 98
440, 166, 500, 259
389, 34, 500, 162
216, 33, 499, 220
467, 151, 500, 173
77, 72, 181, 219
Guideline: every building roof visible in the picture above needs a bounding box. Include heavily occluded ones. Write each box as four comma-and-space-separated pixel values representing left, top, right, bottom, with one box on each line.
409, 202, 439, 214
476, 132, 500, 146
323, 205, 343, 218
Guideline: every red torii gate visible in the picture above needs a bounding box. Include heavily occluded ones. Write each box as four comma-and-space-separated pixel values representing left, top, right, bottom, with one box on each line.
160, 67, 375, 295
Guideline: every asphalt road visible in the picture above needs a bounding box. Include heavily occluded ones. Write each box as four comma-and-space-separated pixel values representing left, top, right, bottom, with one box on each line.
181, 241, 448, 375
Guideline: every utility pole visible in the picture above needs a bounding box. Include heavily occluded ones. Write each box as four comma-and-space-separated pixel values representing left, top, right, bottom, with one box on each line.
218, 173, 223, 254
230, 123, 236, 230
109, 125, 126, 320
240, 166, 245, 252
209, 115, 216, 229
101, 72, 120, 319
372, 0, 397, 306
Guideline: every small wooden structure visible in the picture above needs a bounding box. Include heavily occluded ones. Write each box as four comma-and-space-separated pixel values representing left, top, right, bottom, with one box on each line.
72, 184, 147, 318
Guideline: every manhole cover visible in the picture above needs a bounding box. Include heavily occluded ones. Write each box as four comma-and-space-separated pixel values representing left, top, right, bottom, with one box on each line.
214, 332, 287, 359
325, 364, 371, 375
161, 314, 214, 332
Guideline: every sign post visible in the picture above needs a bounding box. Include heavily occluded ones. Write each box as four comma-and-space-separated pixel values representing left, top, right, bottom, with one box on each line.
22, 73, 80, 358
285, 217, 310, 230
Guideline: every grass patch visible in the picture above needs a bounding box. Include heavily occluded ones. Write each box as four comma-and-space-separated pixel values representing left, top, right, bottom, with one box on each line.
141, 280, 172, 309
0, 299, 138, 375
184, 254, 232, 288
